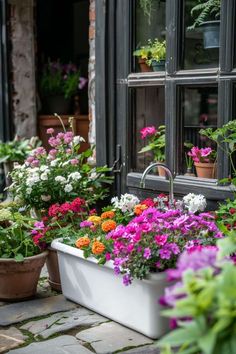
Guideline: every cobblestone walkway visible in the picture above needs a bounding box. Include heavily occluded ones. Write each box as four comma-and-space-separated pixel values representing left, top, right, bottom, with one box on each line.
0, 268, 161, 354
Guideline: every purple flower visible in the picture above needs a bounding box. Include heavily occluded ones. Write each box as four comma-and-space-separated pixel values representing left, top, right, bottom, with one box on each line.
159, 248, 171, 260
143, 247, 151, 259
46, 128, 54, 134
123, 274, 132, 286
155, 234, 168, 246
34, 221, 45, 229
167, 243, 180, 255
80, 221, 92, 228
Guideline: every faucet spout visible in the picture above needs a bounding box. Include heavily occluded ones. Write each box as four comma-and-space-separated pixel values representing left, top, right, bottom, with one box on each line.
140, 163, 174, 206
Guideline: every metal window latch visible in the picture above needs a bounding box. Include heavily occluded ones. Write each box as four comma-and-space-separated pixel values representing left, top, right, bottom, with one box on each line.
112, 144, 122, 174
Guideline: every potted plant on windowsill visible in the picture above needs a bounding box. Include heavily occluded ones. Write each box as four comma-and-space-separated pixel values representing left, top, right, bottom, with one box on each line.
0, 203, 48, 300
133, 45, 152, 72
147, 39, 166, 72
188, 0, 221, 49
40, 60, 86, 115
188, 146, 217, 179
139, 124, 166, 176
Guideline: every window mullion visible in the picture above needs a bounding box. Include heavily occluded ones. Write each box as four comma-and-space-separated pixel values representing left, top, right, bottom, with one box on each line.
220, 0, 235, 72
166, 0, 181, 75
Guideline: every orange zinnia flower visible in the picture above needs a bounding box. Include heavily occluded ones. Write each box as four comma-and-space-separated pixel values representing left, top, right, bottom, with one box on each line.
101, 220, 117, 232
87, 215, 101, 225
92, 240, 105, 254
101, 210, 115, 219
134, 204, 148, 216
75, 236, 90, 248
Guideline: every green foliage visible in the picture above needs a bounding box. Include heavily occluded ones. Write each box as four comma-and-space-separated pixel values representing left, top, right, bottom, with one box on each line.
40, 60, 80, 99
133, 45, 152, 60
0, 205, 40, 260
157, 261, 236, 354
139, 0, 154, 24
188, 0, 221, 29
147, 39, 166, 65
199, 120, 236, 183
0, 136, 39, 164
139, 125, 165, 162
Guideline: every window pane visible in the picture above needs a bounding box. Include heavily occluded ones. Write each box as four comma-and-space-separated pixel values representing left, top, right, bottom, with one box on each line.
182, 0, 220, 70
180, 86, 218, 176
134, 0, 166, 72
132, 87, 165, 172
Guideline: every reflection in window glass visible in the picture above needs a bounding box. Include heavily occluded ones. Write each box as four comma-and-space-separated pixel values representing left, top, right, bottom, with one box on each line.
183, 0, 220, 70
180, 86, 218, 175
132, 87, 165, 172
134, 0, 166, 72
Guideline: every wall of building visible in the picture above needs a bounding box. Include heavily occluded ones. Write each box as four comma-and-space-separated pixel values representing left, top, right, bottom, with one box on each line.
88, 0, 96, 147
9, 0, 37, 138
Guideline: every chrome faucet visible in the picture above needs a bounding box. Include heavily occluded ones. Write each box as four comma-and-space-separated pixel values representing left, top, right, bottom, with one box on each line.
140, 162, 174, 206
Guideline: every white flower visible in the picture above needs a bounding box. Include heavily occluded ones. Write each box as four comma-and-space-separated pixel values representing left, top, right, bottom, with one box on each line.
41, 172, 48, 181
26, 187, 32, 194
64, 184, 73, 193
41, 195, 51, 202
50, 159, 59, 167
89, 172, 98, 180
111, 193, 140, 213
73, 135, 85, 145
26, 174, 40, 187
40, 165, 48, 172
55, 176, 67, 184
68, 172, 82, 180
183, 193, 207, 213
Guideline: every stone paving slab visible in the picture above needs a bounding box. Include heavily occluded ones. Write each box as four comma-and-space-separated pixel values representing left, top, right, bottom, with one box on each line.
21, 307, 108, 339
0, 295, 77, 326
0, 327, 27, 353
120, 344, 160, 354
76, 322, 153, 354
7, 335, 93, 354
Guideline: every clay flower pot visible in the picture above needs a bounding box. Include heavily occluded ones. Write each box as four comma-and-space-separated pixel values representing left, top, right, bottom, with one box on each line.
0, 251, 48, 301
138, 58, 152, 72
46, 247, 62, 292
194, 162, 216, 179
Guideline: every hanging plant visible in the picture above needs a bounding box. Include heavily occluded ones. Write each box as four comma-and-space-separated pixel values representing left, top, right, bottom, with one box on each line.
139, 0, 154, 25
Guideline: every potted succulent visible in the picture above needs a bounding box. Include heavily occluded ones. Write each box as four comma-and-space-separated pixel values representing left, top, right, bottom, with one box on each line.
188, 0, 221, 49
139, 125, 166, 176
147, 39, 166, 71
52, 193, 220, 338
40, 60, 83, 114
0, 203, 48, 300
133, 45, 152, 72
188, 146, 217, 179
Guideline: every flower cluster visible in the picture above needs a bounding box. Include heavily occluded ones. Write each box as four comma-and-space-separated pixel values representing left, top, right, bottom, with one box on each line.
139, 125, 165, 163
106, 207, 222, 285
9, 126, 112, 209
188, 146, 216, 163
215, 198, 236, 231
40, 60, 87, 99
182, 193, 206, 213
31, 197, 87, 248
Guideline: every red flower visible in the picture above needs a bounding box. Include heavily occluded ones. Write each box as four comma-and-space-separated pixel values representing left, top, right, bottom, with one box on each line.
48, 204, 61, 217
70, 197, 85, 213
229, 208, 236, 215
141, 198, 155, 207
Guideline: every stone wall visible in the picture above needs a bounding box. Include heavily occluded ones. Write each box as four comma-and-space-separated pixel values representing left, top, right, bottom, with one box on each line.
88, 0, 96, 146
8, 0, 37, 138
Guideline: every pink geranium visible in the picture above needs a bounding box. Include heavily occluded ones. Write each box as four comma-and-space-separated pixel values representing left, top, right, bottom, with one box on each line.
140, 126, 157, 139
188, 146, 216, 163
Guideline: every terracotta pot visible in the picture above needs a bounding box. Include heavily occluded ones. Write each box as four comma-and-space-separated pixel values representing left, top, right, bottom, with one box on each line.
0, 251, 48, 301
138, 58, 152, 72
46, 247, 62, 292
155, 161, 166, 177
194, 162, 216, 179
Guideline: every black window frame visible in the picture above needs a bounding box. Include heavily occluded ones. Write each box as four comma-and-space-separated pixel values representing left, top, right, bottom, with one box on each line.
95, 0, 236, 204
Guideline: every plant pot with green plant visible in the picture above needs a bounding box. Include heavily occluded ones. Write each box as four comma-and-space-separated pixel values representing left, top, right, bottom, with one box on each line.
188, 146, 217, 179
147, 39, 166, 72
139, 125, 166, 176
40, 60, 83, 114
188, 0, 221, 49
133, 45, 152, 72
0, 203, 48, 300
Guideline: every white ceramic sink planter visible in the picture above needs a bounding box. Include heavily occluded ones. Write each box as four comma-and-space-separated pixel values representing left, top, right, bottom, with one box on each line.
52, 239, 170, 339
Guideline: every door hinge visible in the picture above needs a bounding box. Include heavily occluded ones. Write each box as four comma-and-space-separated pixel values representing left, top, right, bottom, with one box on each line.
112, 144, 122, 174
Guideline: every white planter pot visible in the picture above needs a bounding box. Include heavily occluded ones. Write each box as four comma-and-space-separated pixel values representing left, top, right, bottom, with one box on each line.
51, 239, 170, 339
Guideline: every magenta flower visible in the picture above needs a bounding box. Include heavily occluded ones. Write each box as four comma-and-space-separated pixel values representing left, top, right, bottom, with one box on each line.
159, 248, 171, 260
155, 234, 168, 246
140, 126, 157, 139
143, 247, 152, 259
70, 159, 79, 165
46, 128, 54, 134
80, 220, 92, 228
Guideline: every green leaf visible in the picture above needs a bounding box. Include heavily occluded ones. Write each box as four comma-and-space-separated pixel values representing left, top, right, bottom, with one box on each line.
157, 324, 201, 347
14, 253, 24, 262
198, 331, 216, 354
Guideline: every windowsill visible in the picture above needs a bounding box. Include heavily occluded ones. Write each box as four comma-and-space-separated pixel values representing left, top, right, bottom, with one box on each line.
127, 172, 234, 201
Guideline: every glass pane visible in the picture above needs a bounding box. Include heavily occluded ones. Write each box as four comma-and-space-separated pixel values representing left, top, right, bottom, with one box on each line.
180, 86, 218, 177
132, 87, 165, 172
134, 0, 166, 73
182, 0, 220, 70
